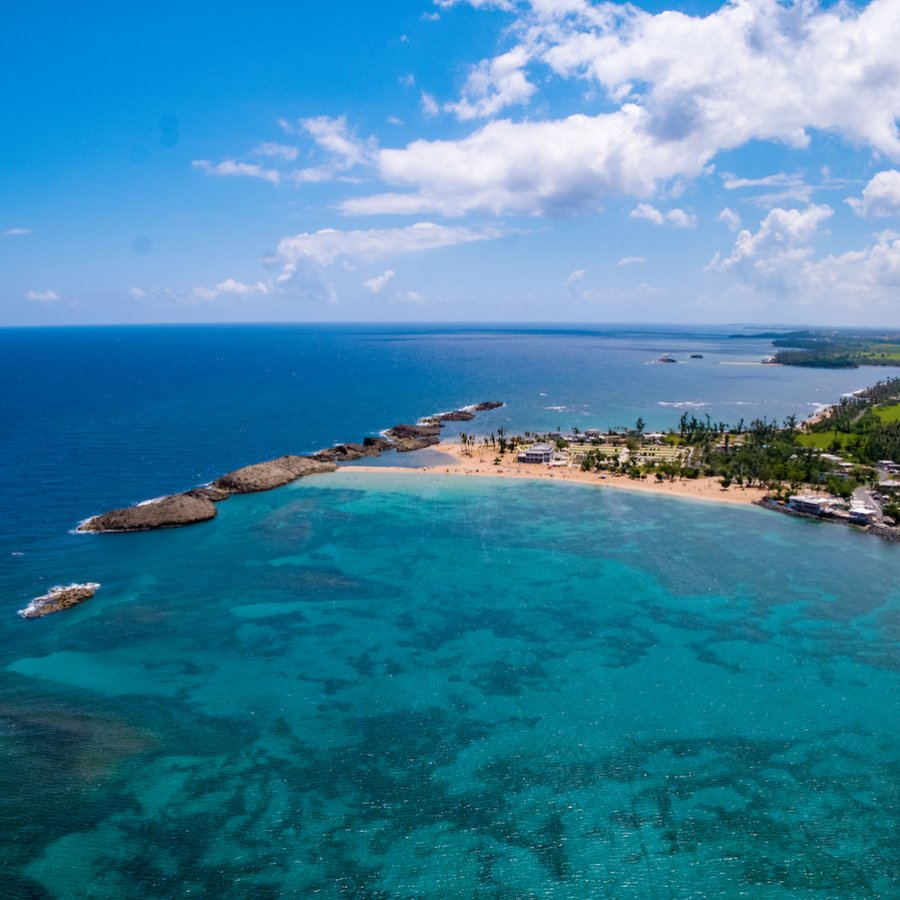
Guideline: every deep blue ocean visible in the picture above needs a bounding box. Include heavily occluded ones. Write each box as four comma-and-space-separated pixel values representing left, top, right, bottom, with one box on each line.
1, 324, 897, 897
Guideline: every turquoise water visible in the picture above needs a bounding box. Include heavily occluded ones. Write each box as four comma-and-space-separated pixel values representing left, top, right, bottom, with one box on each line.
2, 325, 898, 896
4, 472, 898, 897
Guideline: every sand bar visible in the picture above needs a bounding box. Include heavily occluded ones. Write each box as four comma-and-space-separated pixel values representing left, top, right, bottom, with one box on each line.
343, 440, 768, 507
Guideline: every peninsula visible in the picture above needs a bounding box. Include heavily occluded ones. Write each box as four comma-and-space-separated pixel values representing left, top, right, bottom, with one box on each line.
76, 402, 504, 533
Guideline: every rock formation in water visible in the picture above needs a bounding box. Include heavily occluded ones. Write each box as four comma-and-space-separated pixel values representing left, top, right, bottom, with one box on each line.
212, 455, 337, 493
76, 401, 503, 533
78, 492, 218, 533
19, 583, 100, 618
313, 438, 392, 462
384, 422, 443, 452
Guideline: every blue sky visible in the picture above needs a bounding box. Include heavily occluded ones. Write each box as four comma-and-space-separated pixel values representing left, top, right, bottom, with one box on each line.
4, 0, 900, 326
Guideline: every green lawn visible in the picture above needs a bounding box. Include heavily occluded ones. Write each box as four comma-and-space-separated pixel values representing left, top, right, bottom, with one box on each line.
873, 402, 900, 423
796, 431, 847, 450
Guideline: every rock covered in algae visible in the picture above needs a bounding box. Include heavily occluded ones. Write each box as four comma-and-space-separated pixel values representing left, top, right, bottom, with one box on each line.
19, 583, 100, 618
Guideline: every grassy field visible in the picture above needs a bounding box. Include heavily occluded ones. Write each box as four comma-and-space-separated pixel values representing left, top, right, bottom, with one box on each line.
796, 431, 848, 450
873, 402, 900, 423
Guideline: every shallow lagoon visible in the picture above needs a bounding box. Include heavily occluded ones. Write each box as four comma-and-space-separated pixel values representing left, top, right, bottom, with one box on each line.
4, 472, 898, 897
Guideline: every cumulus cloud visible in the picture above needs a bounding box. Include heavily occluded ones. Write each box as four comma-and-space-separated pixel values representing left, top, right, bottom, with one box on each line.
629, 203, 696, 228
363, 269, 396, 293
564, 268, 585, 285
24, 289, 59, 301
192, 159, 280, 184
617, 256, 645, 267
360, 0, 900, 216
847, 170, 900, 218
191, 278, 271, 301
445, 46, 536, 120
128, 287, 147, 299
711, 204, 833, 276
2, 227, 31, 237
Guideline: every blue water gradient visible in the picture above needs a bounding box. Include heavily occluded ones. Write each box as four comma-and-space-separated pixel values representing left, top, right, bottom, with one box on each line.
1, 326, 897, 896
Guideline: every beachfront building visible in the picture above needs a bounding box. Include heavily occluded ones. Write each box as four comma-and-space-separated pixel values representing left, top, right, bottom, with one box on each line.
518, 442, 556, 464
789, 495, 841, 517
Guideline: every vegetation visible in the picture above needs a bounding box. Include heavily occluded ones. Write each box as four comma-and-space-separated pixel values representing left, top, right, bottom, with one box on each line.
763, 329, 900, 369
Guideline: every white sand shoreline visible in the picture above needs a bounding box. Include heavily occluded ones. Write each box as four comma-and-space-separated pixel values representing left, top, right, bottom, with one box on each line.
340, 440, 768, 508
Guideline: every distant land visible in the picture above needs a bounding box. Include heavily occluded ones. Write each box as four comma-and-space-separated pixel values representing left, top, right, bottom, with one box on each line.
736, 328, 900, 368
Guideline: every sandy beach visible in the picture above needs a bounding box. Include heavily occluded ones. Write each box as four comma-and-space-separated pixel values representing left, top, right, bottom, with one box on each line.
344, 440, 768, 507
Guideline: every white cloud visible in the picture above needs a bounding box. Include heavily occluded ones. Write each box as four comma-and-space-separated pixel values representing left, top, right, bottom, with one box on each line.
272, 222, 502, 279
421, 92, 440, 117
253, 142, 299, 161
2, 227, 31, 237
445, 46, 536, 121
564, 268, 585, 285
128, 287, 147, 299
847, 170, 900, 218
617, 256, 645, 267
712, 204, 834, 276
404, 290, 426, 303
363, 269, 396, 293
360, 0, 900, 217
25, 289, 59, 301
722, 172, 802, 191
192, 159, 280, 184
629, 203, 695, 228
299, 116, 371, 169
719, 207, 741, 232
191, 278, 271, 301
434, 0, 514, 9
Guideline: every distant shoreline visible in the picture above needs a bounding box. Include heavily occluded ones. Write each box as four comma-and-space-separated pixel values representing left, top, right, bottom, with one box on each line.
343, 440, 768, 507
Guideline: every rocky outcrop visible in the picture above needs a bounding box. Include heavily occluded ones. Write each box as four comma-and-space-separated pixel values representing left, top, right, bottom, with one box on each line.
19, 583, 100, 618
429, 410, 476, 422
363, 436, 394, 453
212, 455, 336, 493
384, 423, 442, 452
78, 493, 218, 532
314, 439, 391, 462
76, 401, 503, 534
187, 486, 232, 502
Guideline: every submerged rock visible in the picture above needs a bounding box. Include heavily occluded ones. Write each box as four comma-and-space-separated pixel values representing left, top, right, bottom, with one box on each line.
212, 455, 336, 493
78, 493, 218, 533
19, 583, 100, 618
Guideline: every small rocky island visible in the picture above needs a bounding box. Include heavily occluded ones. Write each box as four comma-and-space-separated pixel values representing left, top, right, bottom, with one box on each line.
19, 583, 100, 618
76, 401, 503, 534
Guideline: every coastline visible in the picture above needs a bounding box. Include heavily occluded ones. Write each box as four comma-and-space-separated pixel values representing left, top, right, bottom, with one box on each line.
343, 440, 768, 507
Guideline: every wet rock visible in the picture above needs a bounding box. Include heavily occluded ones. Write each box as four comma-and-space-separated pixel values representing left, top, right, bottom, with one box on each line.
19, 583, 100, 618
473, 401, 503, 411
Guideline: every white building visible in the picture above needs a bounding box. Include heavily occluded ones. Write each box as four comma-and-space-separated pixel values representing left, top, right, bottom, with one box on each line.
518, 442, 556, 464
